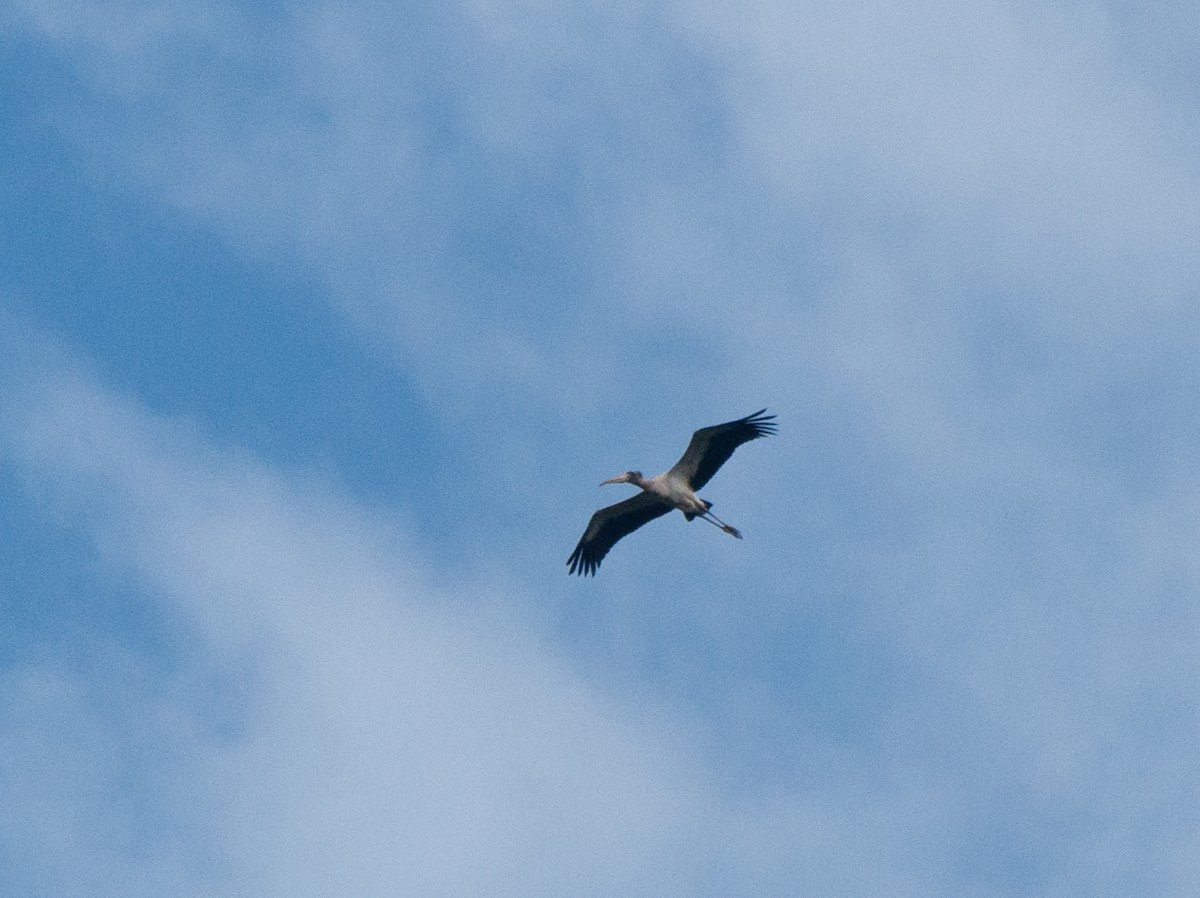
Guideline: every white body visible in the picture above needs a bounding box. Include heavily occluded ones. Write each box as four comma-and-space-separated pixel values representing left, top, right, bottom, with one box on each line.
636, 472, 708, 518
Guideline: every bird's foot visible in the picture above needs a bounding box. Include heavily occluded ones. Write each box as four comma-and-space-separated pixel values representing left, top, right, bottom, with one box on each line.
723, 525, 743, 539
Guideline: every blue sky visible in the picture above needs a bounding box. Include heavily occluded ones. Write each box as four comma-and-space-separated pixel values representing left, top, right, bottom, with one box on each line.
3, 0, 1200, 894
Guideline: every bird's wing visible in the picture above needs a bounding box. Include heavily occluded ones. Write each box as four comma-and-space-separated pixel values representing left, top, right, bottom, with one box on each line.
668, 409, 777, 490
567, 492, 673, 576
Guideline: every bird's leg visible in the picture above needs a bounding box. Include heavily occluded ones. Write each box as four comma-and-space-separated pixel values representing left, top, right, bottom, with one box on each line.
700, 511, 742, 539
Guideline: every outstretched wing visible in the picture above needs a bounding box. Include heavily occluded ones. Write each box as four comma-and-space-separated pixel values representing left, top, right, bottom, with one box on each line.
668, 409, 777, 490
567, 493, 673, 576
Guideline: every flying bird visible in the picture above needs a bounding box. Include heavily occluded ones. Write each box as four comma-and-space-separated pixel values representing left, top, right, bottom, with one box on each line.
567, 409, 777, 576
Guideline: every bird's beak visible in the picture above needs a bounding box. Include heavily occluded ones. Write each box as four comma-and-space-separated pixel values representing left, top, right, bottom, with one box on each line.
600, 474, 627, 486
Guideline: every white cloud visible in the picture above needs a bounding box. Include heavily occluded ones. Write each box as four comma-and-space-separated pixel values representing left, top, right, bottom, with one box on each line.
2, 336, 930, 896
675, 0, 1200, 331
7, 0, 757, 425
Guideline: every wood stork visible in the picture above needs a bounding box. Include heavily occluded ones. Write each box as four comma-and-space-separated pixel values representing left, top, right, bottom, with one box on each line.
567, 409, 776, 576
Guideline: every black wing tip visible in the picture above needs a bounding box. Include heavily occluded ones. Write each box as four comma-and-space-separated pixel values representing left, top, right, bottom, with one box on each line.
742, 408, 778, 437
566, 548, 599, 576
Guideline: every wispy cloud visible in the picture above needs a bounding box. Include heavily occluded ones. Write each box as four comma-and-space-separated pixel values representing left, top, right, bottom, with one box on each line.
2, 331, 906, 895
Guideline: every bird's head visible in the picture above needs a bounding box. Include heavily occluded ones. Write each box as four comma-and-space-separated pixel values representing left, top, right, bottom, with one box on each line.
601, 470, 642, 487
